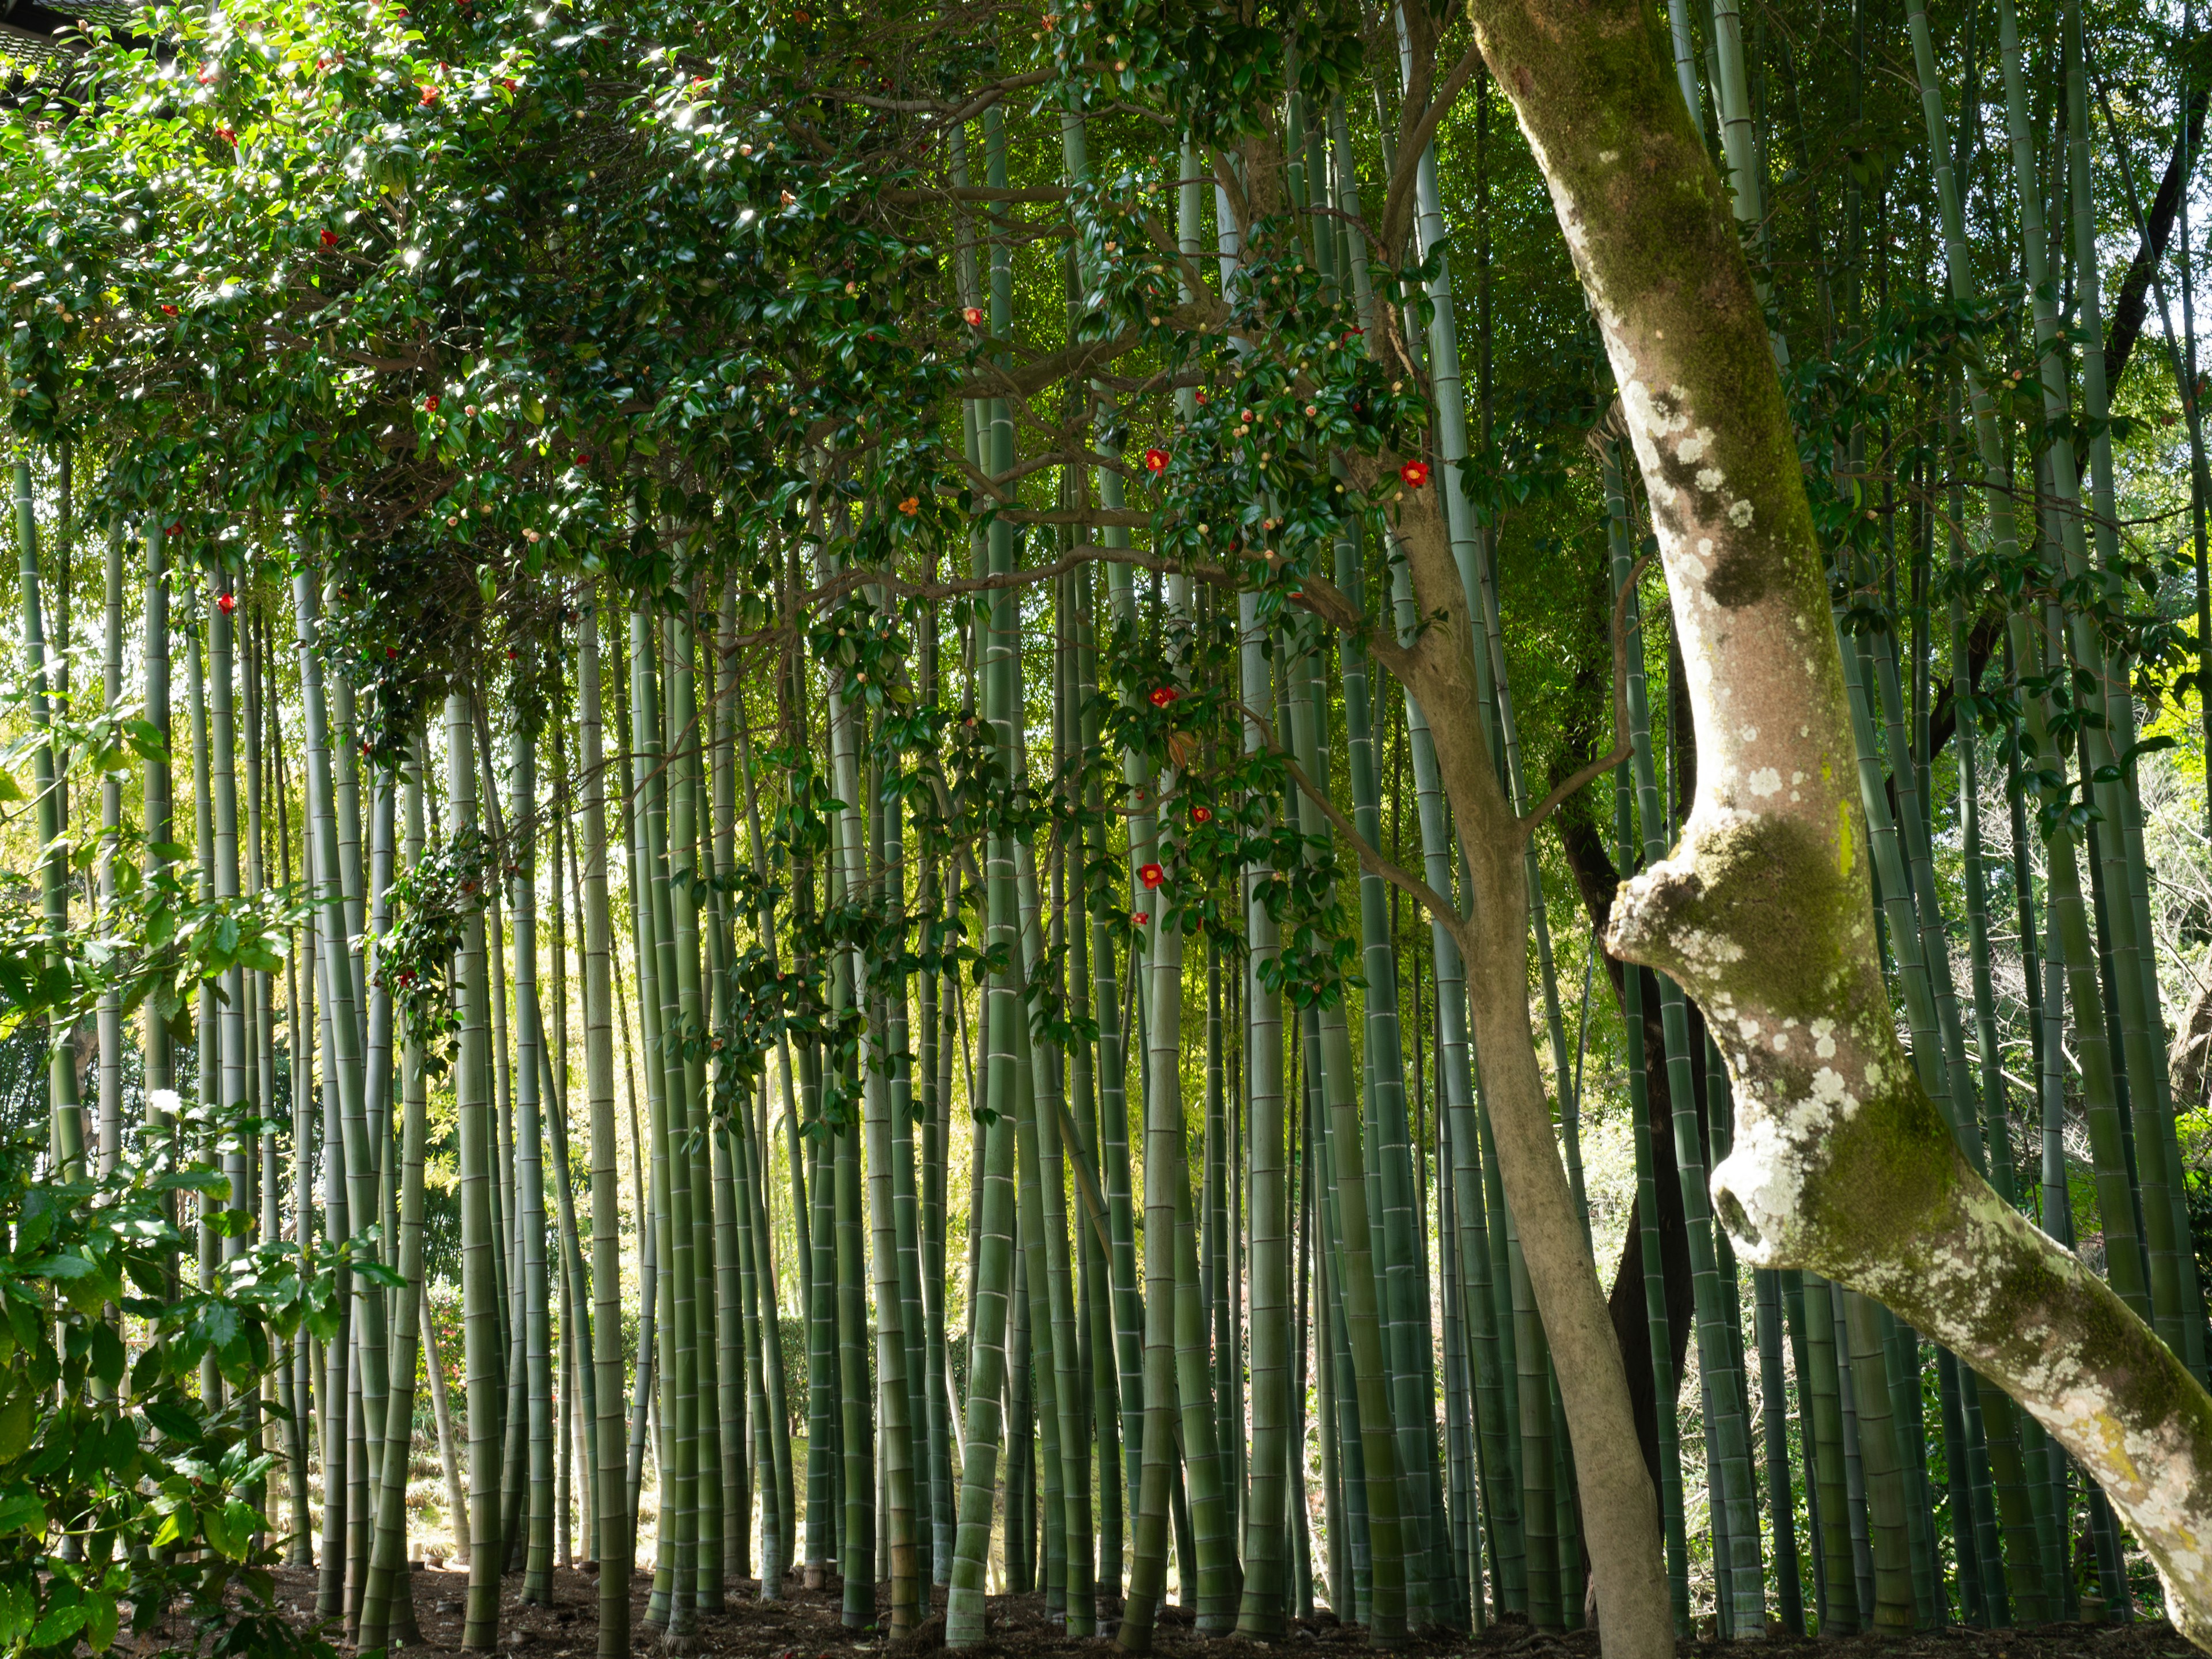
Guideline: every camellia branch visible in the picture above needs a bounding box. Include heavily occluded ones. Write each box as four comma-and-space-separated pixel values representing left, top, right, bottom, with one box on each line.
1377, 37, 1490, 259
1230, 698, 1467, 939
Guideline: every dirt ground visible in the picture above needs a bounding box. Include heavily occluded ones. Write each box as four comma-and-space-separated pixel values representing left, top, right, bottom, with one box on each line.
262, 1565, 2200, 1659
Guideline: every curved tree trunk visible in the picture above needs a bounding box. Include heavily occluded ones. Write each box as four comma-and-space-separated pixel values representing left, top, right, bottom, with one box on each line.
1459, 0, 2212, 1642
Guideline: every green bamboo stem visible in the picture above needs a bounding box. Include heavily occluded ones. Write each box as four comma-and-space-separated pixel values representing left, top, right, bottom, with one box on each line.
15, 464, 81, 1179
1617, 537, 1764, 1635
292, 562, 354, 1618
830, 652, 918, 1634
209, 570, 251, 1271
2061, 1, 2189, 1356
1013, 834, 1092, 1633
1840, 1290, 1915, 1630
444, 690, 504, 1650
1283, 623, 1407, 1647
1236, 589, 1290, 1638
1596, 440, 1687, 1636
730, 666, 801, 1589
94, 521, 122, 1178
1335, 517, 1438, 1632
946, 99, 1030, 1653
665, 607, 727, 1616
630, 607, 698, 1633
1798, 1273, 1858, 1633
1755, 1265, 1805, 1631
510, 721, 557, 1604
360, 749, 429, 1654
577, 599, 634, 1655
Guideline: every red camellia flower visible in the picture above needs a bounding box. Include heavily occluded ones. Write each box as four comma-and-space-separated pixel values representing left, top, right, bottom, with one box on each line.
1191, 805, 1212, 824
196, 66, 215, 84
419, 84, 440, 106
424, 395, 441, 412
1130, 911, 1149, 926
1138, 862, 1165, 889
160, 305, 179, 316
217, 592, 236, 616
320, 229, 340, 247
963, 306, 983, 327
165, 522, 182, 536
215, 126, 236, 143
502, 77, 518, 90
1142, 446, 1169, 472
1399, 459, 1431, 488
1147, 685, 1179, 708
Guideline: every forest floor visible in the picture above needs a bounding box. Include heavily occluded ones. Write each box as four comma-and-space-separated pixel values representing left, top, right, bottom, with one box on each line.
257, 1565, 2202, 1659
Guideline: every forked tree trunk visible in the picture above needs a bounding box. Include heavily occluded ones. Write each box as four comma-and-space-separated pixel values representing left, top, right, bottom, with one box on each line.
1459, 0, 2212, 1642
1292, 106, 1675, 1659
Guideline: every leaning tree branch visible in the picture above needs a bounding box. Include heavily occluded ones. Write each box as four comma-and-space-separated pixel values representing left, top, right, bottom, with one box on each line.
1232, 699, 1468, 937
796, 543, 1231, 613
1377, 37, 1489, 259
957, 316, 1210, 401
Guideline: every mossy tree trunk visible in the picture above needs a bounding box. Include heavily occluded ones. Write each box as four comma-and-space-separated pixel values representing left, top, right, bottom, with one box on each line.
1455, 0, 2212, 1642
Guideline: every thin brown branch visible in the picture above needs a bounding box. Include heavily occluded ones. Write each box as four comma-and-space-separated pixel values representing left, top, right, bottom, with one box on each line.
1289, 569, 1422, 688
816, 67, 1057, 118
1378, 39, 1488, 258
1232, 698, 1467, 934
1520, 552, 1652, 836
799, 544, 1226, 611
884, 185, 1071, 203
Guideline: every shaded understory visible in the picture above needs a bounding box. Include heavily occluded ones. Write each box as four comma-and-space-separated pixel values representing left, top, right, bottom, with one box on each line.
257, 1566, 2199, 1659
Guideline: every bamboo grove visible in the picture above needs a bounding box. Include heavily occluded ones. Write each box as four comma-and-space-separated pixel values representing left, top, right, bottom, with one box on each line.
6, 0, 2212, 1649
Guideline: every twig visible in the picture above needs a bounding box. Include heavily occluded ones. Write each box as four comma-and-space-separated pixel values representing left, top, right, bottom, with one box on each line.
1520, 552, 1653, 835
1231, 699, 1466, 933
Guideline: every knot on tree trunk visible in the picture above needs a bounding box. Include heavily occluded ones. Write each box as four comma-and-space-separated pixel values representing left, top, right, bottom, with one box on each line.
1605, 800, 1934, 1267
1604, 801, 1863, 1014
